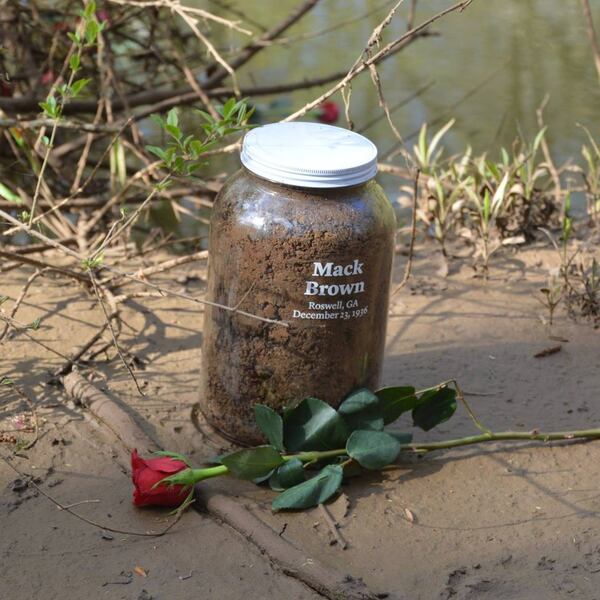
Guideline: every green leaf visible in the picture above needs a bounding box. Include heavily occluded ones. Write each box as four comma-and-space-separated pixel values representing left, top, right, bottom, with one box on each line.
283, 397, 348, 452
490, 175, 509, 220
203, 453, 227, 465
150, 114, 164, 127
157, 467, 196, 488
69, 54, 80, 72
269, 458, 305, 491
254, 405, 284, 451
221, 97, 236, 119
85, 18, 99, 45
564, 191, 572, 215
84, 0, 97, 18
186, 161, 207, 175
0, 182, 20, 204
532, 126, 547, 156
67, 31, 81, 45
166, 108, 179, 128
387, 431, 413, 444
70, 78, 91, 97
221, 445, 284, 481
271, 464, 343, 511
111, 139, 126, 187
375, 386, 418, 425
486, 160, 501, 180
417, 122, 427, 165
195, 109, 214, 124
165, 124, 181, 141
428, 118, 455, 164
173, 156, 185, 174
337, 388, 383, 432
252, 470, 276, 485
412, 386, 457, 432
346, 430, 400, 470
146, 145, 167, 161
40, 95, 59, 118
152, 450, 192, 467
189, 140, 207, 157
181, 134, 194, 149
482, 189, 491, 223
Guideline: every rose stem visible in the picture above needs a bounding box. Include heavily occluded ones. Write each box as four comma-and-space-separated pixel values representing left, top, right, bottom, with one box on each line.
404, 428, 600, 452
186, 428, 600, 484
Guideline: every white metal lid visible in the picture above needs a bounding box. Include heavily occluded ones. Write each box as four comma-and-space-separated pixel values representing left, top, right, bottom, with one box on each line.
240, 122, 378, 188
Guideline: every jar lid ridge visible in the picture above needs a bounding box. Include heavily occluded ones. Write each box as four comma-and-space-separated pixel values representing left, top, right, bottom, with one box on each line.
240, 122, 378, 188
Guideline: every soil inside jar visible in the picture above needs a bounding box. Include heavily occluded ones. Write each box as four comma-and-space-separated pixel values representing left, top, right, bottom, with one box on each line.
201, 169, 396, 445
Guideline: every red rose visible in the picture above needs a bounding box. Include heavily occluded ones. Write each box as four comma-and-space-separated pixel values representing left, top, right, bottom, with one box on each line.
131, 449, 189, 507
53, 22, 70, 33
40, 70, 55, 86
316, 101, 339, 124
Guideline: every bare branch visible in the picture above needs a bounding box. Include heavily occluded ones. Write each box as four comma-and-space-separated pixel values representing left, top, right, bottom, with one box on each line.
580, 0, 600, 83
282, 0, 473, 123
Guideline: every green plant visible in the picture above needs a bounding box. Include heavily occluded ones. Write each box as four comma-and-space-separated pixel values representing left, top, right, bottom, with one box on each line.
32, 0, 104, 224
82, 99, 252, 262
413, 119, 455, 174
465, 171, 510, 277
423, 169, 465, 257
512, 127, 549, 204
537, 277, 564, 326
566, 257, 600, 326
482, 128, 555, 241
578, 124, 600, 224
560, 192, 574, 265
146, 99, 253, 177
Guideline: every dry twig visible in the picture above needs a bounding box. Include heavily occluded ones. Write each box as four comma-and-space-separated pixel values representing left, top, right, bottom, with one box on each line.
392, 169, 420, 295
580, 0, 600, 83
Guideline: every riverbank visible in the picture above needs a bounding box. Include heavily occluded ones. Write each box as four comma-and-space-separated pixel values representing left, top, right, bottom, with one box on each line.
2, 240, 599, 598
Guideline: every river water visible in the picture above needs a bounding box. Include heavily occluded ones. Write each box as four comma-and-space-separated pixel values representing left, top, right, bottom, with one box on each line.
207, 0, 600, 172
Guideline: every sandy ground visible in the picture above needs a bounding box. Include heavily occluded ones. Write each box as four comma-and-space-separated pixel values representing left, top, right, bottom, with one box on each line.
1, 241, 600, 599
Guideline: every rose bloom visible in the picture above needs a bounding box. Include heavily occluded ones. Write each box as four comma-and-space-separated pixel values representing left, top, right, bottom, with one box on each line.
0, 81, 11, 98
40, 70, 55, 86
131, 449, 189, 507
316, 101, 340, 124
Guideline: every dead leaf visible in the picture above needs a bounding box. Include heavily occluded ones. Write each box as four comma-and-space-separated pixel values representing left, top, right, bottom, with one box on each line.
134, 566, 148, 578
548, 335, 569, 343
403, 508, 416, 524
534, 345, 562, 358
502, 235, 526, 246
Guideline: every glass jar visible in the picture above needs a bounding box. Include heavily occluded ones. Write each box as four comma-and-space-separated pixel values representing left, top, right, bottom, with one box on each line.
200, 122, 396, 445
